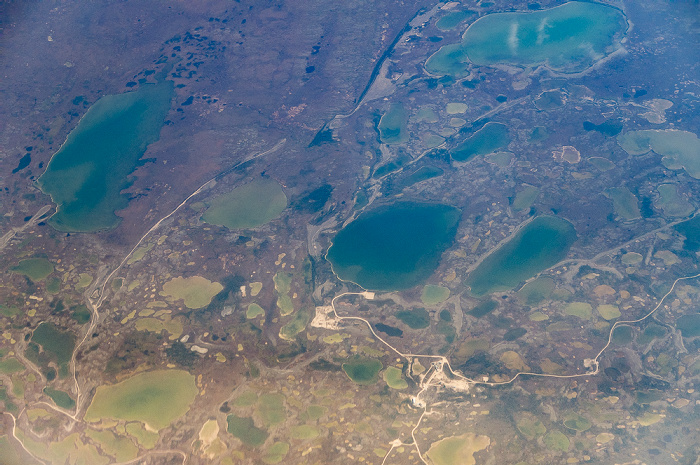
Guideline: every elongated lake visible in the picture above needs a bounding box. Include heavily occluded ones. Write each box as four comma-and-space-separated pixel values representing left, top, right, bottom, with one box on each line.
38, 80, 174, 232
466, 216, 577, 296
426, 2, 627, 76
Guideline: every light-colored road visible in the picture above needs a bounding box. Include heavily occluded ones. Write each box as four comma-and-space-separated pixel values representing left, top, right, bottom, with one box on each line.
8, 140, 285, 464
329, 268, 700, 464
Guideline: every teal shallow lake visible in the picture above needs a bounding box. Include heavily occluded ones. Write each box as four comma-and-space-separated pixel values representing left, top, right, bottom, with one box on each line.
466, 216, 577, 296
38, 81, 174, 232
326, 202, 461, 291
426, 2, 627, 76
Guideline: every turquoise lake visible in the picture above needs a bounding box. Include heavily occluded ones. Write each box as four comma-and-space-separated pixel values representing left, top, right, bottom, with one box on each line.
466, 216, 577, 296
37, 80, 174, 232
426, 2, 627, 76
326, 202, 461, 290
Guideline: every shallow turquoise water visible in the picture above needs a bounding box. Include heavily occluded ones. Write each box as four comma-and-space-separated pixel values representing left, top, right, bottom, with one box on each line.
450, 122, 510, 162
38, 80, 174, 232
466, 216, 577, 296
326, 202, 461, 290
426, 2, 627, 76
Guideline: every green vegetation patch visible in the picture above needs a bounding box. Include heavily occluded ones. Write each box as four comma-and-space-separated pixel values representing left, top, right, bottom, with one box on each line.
467, 299, 497, 318
588, 157, 616, 171
450, 123, 509, 162
10, 258, 54, 281
426, 2, 627, 76
544, 430, 570, 452
636, 389, 663, 404
201, 178, 287, 229
637, 323, 667, 345
15, 431, 108, 465
257, 393, 286, 427
262, 441, 289, 464
426, 433, 490, 465
135, 317, 183, 340
656, 184, 693, 217
37, 80, 174, 232
563, 413, 591, 432
597, 304, 621, 320
75, 273, 93, 290
516, 413, 546, 440
71, 305, 92, 324
127, 243, 154, 265
485, 151, 513, 167
44, 387, 76, 409
621, 252, 643, 265
0, 435, 28, 465
0, 305, 20, 317
618, 129, 700, 179
246, 303, 265, 319
384, 366, 408, 390
161, 276, 223, 309
226, 415, 268, 447
512, 185, 539, 212
677, 313, 700, 338
29, 322, 75, 374
84, 369, 198, 431
421, 284, 450, 305
564, 302, 592, 319
279, 307, 312, 340
534, 90, 564, 110
378, 104, 408, 144
612, 325, 633, 344
396, 308, 430, 329
290, 425, 320, 440
0, 358, 24, 374
342, 357, 383, 385
517, 277, 555, 305
125, 422, 159, 449
302, 405, 327, 421
273, 272, 295, 316
466, 216, 577, 296
604, 187, 641, 220
327, 202, 461, 291
85, 428, 139, 462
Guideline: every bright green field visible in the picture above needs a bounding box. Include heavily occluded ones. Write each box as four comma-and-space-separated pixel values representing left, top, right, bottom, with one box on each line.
84, 369, 198, 431
426, 433, 490, 465
10, 258, 54, 281
656, 184, 693, 217
605, 187, 641, 220
421, 284, 450, 305
327, 202, 461, 290
618, 129, 700, 179
37, 80, 173, 232
279, 307, 312, 340
426, 2, 627, 76
246, 303, 265, 319
512, 185, 539, 212
201, 178, 287, 229
161, 276, 223, 309
466, 216, 577, 296
383, 366, 408, 390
